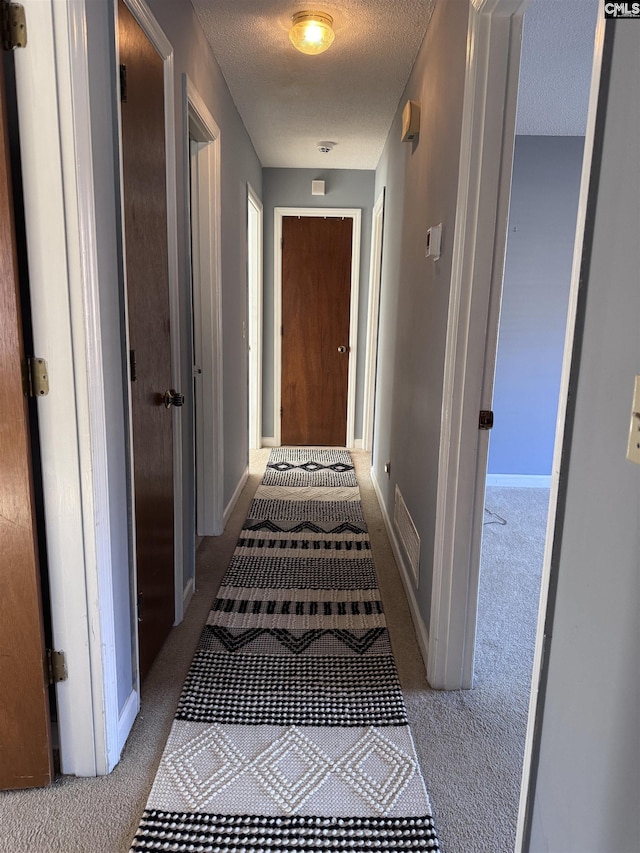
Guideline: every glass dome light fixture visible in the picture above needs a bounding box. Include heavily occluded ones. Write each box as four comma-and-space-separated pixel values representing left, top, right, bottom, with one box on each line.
289, 11, 335, 55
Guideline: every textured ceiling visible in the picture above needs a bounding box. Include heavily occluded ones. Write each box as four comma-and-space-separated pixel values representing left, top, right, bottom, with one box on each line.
190, 0, 599, 171
516, 0, 599, 136
190, 0, 437, 170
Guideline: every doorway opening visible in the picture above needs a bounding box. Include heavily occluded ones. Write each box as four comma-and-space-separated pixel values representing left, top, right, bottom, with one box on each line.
185, 77, 223, 544
474, 0, 600, 846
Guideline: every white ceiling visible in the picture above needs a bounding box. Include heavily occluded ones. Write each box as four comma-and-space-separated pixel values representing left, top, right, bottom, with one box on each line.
516, 0, 599, 136
190, 0, 599, 171
191, 0, 437, 170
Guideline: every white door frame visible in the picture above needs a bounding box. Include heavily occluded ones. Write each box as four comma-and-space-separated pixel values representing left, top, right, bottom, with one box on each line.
13, 0, 144, 775
274, 207, 362, 449
362, 189, 385, 453
428, 0, 529, 690
247, 185, 263, 450
184, 75, 224, 542
14, 0, 184, 776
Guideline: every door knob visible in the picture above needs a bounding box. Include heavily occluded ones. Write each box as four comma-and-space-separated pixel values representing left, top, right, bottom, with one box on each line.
164, 389, 184, 408
337, 346, 347, 353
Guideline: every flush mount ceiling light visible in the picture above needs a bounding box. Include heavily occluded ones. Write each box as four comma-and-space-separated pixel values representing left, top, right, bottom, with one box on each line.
289, 11, 335, 55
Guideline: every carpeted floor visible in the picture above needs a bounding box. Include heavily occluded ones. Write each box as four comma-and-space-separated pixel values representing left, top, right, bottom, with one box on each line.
0, 453, 547, 853
394, 484, 549, 853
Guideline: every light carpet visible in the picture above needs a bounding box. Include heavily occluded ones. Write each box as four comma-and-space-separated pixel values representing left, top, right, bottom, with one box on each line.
130, 448, 440, 851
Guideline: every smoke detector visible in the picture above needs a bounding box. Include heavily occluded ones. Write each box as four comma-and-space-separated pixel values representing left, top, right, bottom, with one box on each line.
317, 141, 335, 153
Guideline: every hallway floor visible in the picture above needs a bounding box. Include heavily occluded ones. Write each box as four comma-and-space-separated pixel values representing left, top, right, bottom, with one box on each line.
1, 452, 545, 852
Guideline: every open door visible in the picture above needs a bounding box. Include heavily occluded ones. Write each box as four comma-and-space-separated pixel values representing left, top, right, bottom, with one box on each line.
118, 0, 178, 681
0, 55, 53, 790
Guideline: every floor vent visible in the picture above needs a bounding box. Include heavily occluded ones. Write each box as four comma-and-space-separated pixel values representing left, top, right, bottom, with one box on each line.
394, 485, 420, 586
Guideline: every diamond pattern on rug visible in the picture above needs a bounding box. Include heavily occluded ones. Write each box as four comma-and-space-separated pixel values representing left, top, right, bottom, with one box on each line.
130, 448, 440, 851
147, 723, 430, 818
262, 463, 357, 487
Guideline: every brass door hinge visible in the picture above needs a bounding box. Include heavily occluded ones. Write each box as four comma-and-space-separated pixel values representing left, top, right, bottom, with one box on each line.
46, 649, 67, 685
24, 357, 49, 397
479, 410, 494, 430
1, 2, 27, 51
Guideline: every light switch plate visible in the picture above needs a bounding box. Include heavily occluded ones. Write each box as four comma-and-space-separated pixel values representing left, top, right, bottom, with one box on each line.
626, 375, 640, 464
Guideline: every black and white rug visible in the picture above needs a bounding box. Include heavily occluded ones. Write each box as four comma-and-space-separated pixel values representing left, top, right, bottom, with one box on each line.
130, 448, 440, 851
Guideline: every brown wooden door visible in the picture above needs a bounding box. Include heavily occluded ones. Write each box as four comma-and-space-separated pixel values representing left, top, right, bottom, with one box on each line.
0, 57, 53, 790
118, 1, 175, 681
281, 216, 353, 446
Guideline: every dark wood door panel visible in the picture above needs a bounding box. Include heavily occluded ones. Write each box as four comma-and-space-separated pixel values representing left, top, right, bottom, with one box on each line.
0, 56, 53, 790
118, 0, 175, 681
281, 216, 352, 446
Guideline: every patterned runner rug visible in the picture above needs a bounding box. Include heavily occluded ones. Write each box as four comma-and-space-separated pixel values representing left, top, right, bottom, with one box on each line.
130, 448, 440, 851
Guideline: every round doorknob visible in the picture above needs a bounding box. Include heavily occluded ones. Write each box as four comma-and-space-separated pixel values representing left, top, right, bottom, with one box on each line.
337, 346, 347, 353
164, 389, 184, 408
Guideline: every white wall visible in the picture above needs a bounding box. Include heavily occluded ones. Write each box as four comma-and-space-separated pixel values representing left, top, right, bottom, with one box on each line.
261, 168, 375, 442
527, 22, 640, 852
372, 0, 470, 628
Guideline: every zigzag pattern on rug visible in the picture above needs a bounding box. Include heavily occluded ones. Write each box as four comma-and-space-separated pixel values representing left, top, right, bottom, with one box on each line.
130, 448, 440, 851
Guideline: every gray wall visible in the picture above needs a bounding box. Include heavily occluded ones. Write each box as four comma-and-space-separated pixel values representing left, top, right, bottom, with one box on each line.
147, 0, 262, 530
261, 168, 375, 441
372, 0, 469, 628
84, 0, 261, 711
488, 136, 584, 477
528, 23, 640, 852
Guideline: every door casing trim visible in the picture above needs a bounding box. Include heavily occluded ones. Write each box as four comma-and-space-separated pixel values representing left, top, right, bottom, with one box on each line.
12, 0, 140, 776
184, 74, 224, 542
247, 185, 263, 450
274, 207, 362, 449
429, 0, 528, 693
362, 189, 385, 453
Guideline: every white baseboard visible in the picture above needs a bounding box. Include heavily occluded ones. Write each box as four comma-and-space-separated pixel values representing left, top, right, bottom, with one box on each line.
183, 576, 195, 613
117, 688, 139, 757
353, 439, 363, 450
486, 473, 552, 488
261, 436, 278, 448
370, 468, 430, 674
224, 467, 249, 526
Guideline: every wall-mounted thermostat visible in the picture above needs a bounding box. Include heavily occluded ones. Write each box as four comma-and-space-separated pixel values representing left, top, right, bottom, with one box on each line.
426, 223, 442, 261
311, 180, 325, 196
401, 100, 421, 142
